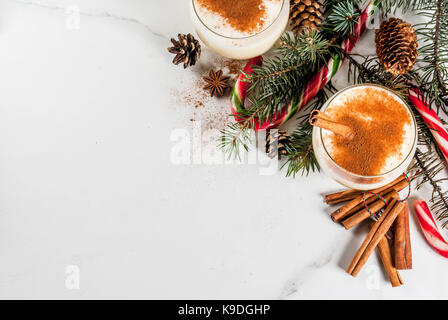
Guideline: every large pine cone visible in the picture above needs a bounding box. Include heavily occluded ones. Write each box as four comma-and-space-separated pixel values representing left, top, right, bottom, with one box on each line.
290, 0, 323, 34
168, 33, 201, 69
266, 129, 291, 159
375, 18, 418, 75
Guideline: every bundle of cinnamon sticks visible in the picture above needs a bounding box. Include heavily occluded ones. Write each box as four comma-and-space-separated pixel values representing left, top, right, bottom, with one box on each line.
325, 174, 413, 287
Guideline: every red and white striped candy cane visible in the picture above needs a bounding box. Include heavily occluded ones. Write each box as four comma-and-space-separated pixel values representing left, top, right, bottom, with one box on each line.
414, 199, 448, 258
409, 88, 448, 163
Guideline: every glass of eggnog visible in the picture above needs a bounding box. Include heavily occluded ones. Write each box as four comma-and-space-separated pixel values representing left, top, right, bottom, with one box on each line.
312, 84, 417, 190
191, 0, 290, 60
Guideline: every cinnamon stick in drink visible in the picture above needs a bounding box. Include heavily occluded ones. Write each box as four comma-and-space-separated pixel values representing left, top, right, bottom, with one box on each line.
342, 190, 398, 230
347, 198, 404, 277
395, 202, 412, 269
331, 174, 407, 222
310, 110, 332, 121
309, 111, 355, 140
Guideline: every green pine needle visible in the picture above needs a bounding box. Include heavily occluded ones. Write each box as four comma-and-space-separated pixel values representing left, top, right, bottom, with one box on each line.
282, 121, 319, 178
327, 0, 360, 36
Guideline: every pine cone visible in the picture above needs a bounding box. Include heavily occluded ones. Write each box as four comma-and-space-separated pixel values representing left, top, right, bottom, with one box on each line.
290, 0, 323, 34
266, 130, 291, 159
375, 18, 418, 75
168, 33, 201, 69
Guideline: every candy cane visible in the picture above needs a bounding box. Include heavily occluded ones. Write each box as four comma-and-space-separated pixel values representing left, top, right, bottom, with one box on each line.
414, 199, 448, 258
408, 88, 448, 163
230, 0, 376, 130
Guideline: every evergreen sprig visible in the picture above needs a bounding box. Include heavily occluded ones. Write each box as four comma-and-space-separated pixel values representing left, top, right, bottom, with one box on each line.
413, 0, 448, 114
282, 83, 337, 177
218, 103, 264, 160
414, 149, 448, 228
247, 30, 330, 119
346, 53, 413, 99
282, 121, 318, 177
376, 0, 428, 15
327, 0, 361, 36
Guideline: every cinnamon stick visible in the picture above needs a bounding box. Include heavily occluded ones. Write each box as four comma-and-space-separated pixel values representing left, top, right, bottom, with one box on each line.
347, 198, 398, 276
309, 112, 355, 140
347, 199, 404, 277
342, 190, 398, 230
325, 189, 362, 205
395, 202, 412, 269
310, 110, 332, 121
343, 178, 409, 218
343, 189, 388, 218
376, 230, 404, 287
394, 204, 406, 269
404, 202, 412, 269
331, 175, 407, 222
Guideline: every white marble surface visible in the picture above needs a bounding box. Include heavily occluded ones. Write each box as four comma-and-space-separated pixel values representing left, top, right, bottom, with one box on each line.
0, 0, 446, 299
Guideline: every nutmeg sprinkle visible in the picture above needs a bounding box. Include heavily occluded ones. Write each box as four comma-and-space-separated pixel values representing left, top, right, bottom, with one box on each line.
326, 87, 412, 176
195, 0, 272, 34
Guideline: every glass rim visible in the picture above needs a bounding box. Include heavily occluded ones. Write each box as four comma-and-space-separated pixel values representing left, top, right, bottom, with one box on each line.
318, 84, 418, 179
191, 0, 287, 40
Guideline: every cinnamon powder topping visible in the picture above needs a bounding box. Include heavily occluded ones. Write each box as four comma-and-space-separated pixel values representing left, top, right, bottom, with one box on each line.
326, 87, 412, 176
195, 0, 275, 34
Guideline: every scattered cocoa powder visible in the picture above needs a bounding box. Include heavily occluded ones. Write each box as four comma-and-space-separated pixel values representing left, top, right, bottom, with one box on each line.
217, 58, 245, 78
195, 0, 272, 34
171, 74, 232, 132
178, 78, 210, 109
327, 87, 412, 176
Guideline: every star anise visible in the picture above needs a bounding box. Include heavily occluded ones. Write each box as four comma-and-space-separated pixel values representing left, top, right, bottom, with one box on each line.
203, 70, 230, 97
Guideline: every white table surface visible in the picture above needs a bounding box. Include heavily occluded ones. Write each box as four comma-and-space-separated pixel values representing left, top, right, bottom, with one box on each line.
0, 0, 446, 299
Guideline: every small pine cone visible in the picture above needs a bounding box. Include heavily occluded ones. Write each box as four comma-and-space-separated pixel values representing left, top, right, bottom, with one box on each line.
290, 0, 323, 34
375, 18, 418, 75
168, 33, 201, 69
266, 129, 291, 160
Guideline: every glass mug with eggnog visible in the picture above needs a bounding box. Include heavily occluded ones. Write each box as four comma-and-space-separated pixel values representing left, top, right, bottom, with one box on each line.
191, 0, 290, 60
311, 84, 417, 190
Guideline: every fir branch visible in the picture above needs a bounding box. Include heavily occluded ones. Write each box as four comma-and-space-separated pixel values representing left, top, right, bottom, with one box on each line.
246, 30, 330, 119
282, 83, 337, 177
327, 0, 361, 36
346, 53, 411, 99
376, 0, 427, 14
282, 121, 318, 177
433, 0, 446, 92
412, 0, 448, 114
414, 149, 448, 228
218, 104, 264, 160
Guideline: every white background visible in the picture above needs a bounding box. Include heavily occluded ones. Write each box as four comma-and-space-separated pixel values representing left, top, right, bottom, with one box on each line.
0, 0, 446, 299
